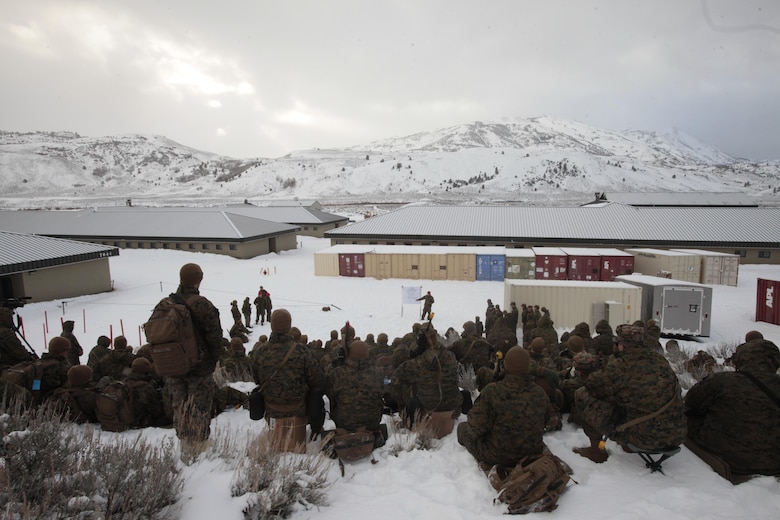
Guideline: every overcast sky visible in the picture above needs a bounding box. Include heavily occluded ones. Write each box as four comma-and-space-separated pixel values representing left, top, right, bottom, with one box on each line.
2, 1, 779, 160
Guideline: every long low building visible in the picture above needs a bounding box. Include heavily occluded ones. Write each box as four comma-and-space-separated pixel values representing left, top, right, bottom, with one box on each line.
324, 203, 780, 265
0, 206, 305, 259
0, 230, 118, 303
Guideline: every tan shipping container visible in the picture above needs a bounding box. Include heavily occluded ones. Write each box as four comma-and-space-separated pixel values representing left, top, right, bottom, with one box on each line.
364, 253, 393, 279
504, 279, 642, 332
505, 249, 536, 280
624, 248, 701, 283
446, 252, 477, 281
670, 248, 740, 286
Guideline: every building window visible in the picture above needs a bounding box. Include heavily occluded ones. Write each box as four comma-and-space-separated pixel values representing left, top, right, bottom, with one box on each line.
175, 243, 182, 249
411, 265, 418, 270
440, 265, 447, 270
216, 244, 223, 250
189, 244, 196, 250
229, 245, 237, 251
163, 243, 169, 249
758, 251, 771, 259
202, 244, 210, 250
734, 250, 747, 257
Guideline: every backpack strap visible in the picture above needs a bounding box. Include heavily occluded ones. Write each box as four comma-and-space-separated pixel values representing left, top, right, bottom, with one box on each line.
258, 341, 298, 393
615, 384, 680, 433
738, 370, 780, 409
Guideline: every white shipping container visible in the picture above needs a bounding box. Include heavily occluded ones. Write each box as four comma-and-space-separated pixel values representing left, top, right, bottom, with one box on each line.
670, 249, 740, 286
624, 248, 701, 283
504, 279, 642, 332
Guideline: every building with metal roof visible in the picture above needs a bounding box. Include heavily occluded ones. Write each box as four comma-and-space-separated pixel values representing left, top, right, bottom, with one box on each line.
324, 203, 780, 264
0, 230, 118, 303
585, 191, 757, 207
0, 207, 305, 259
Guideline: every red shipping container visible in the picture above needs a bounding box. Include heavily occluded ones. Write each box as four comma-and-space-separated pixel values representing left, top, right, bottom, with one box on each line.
756, 278, 780, 325
338, 253, 365, 277
598, 249, 635, 282
533, 247, 568, 280
562, 248, 602, 281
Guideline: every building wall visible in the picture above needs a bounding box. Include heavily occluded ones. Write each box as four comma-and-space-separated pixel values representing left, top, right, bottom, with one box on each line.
93, 232, 298, 259
20, 259, 113, 303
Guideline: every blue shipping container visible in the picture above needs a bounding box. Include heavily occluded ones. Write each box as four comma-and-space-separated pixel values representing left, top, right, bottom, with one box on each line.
477, 255, 506, 281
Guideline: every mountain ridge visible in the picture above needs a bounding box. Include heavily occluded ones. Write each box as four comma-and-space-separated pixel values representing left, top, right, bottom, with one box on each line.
1, 117, 778, 209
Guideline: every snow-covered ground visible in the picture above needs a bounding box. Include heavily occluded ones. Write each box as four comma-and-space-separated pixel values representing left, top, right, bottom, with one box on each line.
12, 236, 780, 519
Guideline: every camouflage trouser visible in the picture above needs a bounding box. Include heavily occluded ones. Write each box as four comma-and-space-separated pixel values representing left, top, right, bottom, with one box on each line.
574, 386, 623, 444
166, 373, 215, 442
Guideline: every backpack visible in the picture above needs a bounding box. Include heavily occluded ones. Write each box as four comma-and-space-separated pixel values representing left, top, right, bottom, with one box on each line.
95, 380, 137, 432
331, 427, 376, 462
143, 294, 200, 377
488, 451, 573, 514
0, 358, 59, 392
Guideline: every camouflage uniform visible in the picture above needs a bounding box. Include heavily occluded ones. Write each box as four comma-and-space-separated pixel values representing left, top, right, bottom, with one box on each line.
60, 320, 84, 366
254, 289, 272, 325
166, 282, 224, 442
221, 350, 253, 382
531, 315, 559, 355
38, 352, 71, 404
575, 326, 686, 452
591, 320, 615, 367
241, 298, 253, 328
0, 308, 32, 370
86, 336, 111, 369
326, 356, 384, 431
251, 331, 326, 418
124, 370, 165, 428
451, 329, 494, 372
507, 303, 519, 332
49, 365, 95, 424
416, 292, 434, 320
92, 348, 136, 382
457, 372, 551, 467
685, 340, 780, 476
571, 322, 595, 354
486, 315, 518, 357
393, 340, 462, 416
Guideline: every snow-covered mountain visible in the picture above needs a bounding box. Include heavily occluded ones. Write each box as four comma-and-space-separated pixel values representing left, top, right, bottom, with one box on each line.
1, 117, 778, 209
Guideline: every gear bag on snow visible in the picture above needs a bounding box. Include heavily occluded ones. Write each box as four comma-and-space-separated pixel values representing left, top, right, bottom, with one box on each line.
488, 451, 573, 515
95, 380, 138, 432
0, 358, 60, 392
143, 294, 200, 377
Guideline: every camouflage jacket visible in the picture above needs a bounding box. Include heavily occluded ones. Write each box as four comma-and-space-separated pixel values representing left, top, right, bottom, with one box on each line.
92, 349, 135, 382
326, 357, 384, 431
585, 347, 686, 450
124, 372, 165, 428
450, 334, 493, 371
458, 373, 551, 467
60, 331, 83, 365
176, 286, 224, 377
685, 369, 780, 474
0, 326, 32, 370
86, 344, 111, 369
394, 347, 462, 413
251, 333, 326, 418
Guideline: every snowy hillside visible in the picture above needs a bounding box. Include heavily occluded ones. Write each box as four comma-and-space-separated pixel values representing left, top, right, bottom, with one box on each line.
1, 117, 779, 210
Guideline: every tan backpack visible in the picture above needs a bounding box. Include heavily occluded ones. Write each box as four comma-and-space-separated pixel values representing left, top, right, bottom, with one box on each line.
488, 451, 573, 514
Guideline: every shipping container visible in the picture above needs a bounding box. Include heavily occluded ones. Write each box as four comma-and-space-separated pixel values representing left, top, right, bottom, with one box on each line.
562, 247, 602, 281
593, 248, 635, 281
505, 249, 536, 280
671, 249, 740, 286
339, 253, 365, 277
446, 251, 477, 281
533, 247, 568, 280
504, 279, 642, 331
624, 248, 701, 283
477, 254, 506, 281
616, 274, 713, 336
756, 278, 780, 325
314, 244, 371, 276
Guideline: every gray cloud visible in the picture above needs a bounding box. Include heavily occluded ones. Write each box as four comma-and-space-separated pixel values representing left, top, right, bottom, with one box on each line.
1, 0, 778, 160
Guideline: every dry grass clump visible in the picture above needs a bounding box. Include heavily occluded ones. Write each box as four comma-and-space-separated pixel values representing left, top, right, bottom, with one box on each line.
0, 396, 182, 519
231, 431, 334, 520
458, 363, 477, 394
386, 411, 440, 455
